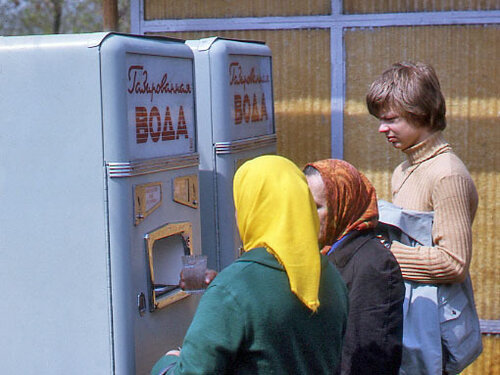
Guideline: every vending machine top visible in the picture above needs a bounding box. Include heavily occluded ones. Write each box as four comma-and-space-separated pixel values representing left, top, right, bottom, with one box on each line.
187, 37, 274, 144
0, 32, 196, 164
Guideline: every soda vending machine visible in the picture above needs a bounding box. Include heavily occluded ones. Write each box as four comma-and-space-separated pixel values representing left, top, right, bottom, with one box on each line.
186, 37, 276, 271
0, 33, 201, 374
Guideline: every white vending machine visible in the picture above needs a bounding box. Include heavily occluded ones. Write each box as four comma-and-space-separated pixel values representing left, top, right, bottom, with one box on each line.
0, 33, 201, 374
187, 37, 276, 271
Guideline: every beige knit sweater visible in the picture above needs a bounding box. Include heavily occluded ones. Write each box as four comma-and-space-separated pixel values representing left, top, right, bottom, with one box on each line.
390, 131, 478, 284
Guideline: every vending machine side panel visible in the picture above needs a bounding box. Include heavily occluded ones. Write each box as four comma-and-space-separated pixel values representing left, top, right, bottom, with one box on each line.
185, 39, 219, 270
0, 34, 113, 374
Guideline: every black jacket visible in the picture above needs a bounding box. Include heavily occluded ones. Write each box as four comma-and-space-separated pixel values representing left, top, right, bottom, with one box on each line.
328, 229, 405, 375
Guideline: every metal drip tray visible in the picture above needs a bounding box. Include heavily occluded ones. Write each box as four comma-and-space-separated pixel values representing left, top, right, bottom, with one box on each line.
154, 284, 179, 297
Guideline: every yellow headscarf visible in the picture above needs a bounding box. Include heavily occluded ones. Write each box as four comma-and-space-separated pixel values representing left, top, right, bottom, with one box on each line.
233, 155, 321, 312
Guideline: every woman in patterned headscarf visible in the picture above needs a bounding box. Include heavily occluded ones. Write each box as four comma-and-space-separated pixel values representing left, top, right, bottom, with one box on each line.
152, 155, 348, 375
304, 159, 405, 375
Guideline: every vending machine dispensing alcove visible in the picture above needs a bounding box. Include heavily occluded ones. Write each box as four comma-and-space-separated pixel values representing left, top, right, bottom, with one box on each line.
187, 37, 276, 271
0, 33, 201, 375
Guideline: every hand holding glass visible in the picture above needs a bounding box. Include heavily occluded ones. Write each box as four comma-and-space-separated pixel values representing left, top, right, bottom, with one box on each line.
181, 255, 208, 293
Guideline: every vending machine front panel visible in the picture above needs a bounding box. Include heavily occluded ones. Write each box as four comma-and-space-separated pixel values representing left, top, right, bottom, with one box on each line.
100, 34, 201, 374
188, 37, 276, 271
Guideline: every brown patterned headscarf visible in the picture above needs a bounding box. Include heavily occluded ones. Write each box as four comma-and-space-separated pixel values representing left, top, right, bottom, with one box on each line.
305, 159, 379, 255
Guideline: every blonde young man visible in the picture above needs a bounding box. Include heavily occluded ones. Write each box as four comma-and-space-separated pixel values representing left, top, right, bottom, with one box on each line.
366, 62, 479, 375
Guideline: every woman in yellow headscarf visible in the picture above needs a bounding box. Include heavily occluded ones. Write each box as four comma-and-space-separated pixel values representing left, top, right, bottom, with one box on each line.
152, 155, 348, 375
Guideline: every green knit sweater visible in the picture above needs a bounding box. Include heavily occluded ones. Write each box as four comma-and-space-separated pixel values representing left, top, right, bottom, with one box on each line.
151, 247, 348, 375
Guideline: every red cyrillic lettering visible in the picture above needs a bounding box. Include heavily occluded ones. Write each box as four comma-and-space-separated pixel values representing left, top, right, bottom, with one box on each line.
135, 106, 148, 144
162, 106, 175, 141
251, 93, 260, 122
176, 105, 188, 139
149, 106, 161, 142
260, 93, 268, 122
234, 94, 242, 125
243, 94, 251, 123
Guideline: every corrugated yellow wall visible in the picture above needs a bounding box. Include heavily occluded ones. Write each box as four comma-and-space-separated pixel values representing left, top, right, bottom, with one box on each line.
344, 0, 499, 13
154, 29, 332, 167
145, 0, 330, 19
463, 335, 500, 374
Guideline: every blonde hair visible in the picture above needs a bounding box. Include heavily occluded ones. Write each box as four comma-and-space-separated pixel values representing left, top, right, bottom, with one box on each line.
366, 62, 446, 131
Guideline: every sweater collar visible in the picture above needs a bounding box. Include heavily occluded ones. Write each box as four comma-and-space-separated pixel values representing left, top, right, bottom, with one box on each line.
236, 247, 283, 270
403, 131, 451, 165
